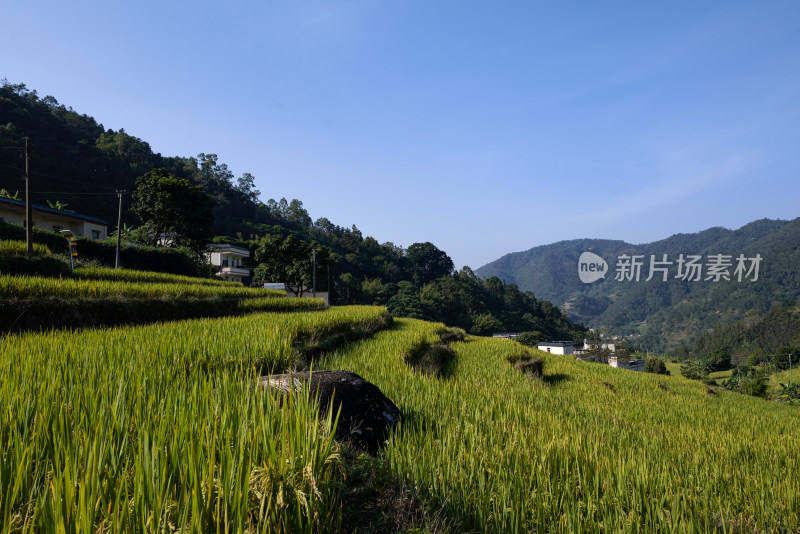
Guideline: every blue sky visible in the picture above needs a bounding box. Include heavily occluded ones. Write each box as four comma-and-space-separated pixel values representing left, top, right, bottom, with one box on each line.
3, 1, 799, 269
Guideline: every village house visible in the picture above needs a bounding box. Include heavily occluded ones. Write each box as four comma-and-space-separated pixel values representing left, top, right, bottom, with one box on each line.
536, 341, 581, 354
207, 244, 250, 283
608, 356, 646, 372
0, 197, 108, 239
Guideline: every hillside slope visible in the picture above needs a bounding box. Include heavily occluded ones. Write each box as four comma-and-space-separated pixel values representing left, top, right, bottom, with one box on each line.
4, 303, 798, 532
477, 218, 800, 352
322, 318, 800, 532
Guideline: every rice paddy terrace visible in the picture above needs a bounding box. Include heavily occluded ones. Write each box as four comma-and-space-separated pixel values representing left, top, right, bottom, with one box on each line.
0, 266, 798, 532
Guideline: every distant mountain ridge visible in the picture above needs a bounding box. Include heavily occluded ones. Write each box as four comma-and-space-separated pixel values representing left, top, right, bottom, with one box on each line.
476, 218, 800, 352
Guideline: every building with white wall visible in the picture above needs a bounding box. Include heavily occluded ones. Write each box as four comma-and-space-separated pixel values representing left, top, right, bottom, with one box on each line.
0, 197, 108, 239
208, 244, 250, 283
537, 341, 580, 355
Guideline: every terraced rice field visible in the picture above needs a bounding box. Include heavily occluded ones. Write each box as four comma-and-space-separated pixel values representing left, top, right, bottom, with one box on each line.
1, 266, 797, 532
322, 319, 800, 533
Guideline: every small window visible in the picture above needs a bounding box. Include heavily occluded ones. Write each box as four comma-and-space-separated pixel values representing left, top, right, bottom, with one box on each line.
91, 230, 101, 240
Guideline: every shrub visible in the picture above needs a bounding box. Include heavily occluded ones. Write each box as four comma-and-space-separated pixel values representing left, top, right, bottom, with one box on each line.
403, 342, 456, 378
438, 327, 466, 344
0, 222, 208, 277
680, 361, 710, 380
515, 331, 546, 347
775, 382, 800, 406
723, 365, 770, 398
644, 356, 669, 375
507, 352, 544, 378
0, 239, 71, 277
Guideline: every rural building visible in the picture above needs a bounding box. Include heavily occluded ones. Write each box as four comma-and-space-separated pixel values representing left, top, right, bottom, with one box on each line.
493, 332, 520, 340
608, 356, 645, 372
537, 341, 580, 354
0, 197, 108, 239
583, 339, 616, 353
207, 244, 250, 283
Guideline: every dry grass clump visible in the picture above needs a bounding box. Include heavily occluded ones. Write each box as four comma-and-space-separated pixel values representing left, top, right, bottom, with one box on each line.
403, 341, 456, 379
506, 351, 544, 378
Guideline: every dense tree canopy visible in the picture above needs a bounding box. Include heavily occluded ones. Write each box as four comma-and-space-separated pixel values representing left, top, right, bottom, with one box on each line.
131, 169, 214, 252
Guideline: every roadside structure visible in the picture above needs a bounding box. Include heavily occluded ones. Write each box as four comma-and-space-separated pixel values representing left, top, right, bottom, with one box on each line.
0, 197, 108, 239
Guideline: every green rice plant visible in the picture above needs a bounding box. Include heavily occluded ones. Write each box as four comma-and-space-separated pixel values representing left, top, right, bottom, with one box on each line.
237, 296, 326, 312
74, 266, 235, 286
321, 319, 800, 533
0, 239, 51, 257
0, 306, 389, 532
0, 273, 285, 300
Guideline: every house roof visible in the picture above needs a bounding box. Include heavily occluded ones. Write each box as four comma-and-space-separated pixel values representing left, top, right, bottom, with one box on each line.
537, 341, 579, 347
0, 197, 108, 226
208, 243, 250, 253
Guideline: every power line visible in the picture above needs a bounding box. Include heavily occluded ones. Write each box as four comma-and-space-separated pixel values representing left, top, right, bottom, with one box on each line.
35, 191, 126, 196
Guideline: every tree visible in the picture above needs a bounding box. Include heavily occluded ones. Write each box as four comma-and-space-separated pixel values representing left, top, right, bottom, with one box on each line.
386, 281, 427, 319
406, 242, 454, 285
644, 357, 669, 375
470, 313, 504, 336
516, 331, 546, 347
235, 172, 260, 204
584, 329, 612, 362
131, 168, 214, 252
251, 234, 329, 297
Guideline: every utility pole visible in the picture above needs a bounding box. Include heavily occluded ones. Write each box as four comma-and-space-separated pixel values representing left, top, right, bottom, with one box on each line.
115, 190, 125, 269
25, 139, 32, 257
312, 247, 317, 298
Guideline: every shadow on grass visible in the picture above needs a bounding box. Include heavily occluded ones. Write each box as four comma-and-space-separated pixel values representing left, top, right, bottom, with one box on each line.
542, 373, 570, 386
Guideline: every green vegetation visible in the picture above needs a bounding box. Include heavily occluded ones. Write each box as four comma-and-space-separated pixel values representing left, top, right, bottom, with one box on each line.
0, 273, 284, 300
1, 274, 798, 531
0, 223, 208, 277
131, 168, 215, 252
0, 80, 587, 340
671, 298, 800, 362
319, 320, 800, 532
0, 264, 324, 332
72, 266, 234, 286
0, 306, 389, 532
477, 219, 800, 353
0, 239, 71, 277
643, 356, 669, 374
0, 239, 50, 257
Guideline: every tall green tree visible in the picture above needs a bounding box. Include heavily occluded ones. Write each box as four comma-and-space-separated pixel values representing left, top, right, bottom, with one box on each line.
252, 234, 329, 297
131, 168, 214, 252
406, 242, 454, 285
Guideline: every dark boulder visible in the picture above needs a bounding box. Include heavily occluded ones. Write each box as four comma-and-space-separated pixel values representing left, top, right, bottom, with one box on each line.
262, 370, 400, 452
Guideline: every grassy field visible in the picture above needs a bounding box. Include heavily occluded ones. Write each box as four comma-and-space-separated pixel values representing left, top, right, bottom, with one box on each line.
2, 265, 798, 532
0, 272, 284, 300
666, 361, 797, 390
323, 322, 800, 533
0, 306, 390, 532
0, 267, 326, 332
665, 362, 682, 376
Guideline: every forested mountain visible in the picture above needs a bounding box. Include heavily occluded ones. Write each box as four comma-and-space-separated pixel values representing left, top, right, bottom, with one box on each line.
0, 79, 586, 341
671, 298, 800, 363
477, 218, 800, 352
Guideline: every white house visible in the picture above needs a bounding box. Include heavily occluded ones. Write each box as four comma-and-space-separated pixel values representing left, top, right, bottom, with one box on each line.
583, 339, 616, 353
0, 197, 108, 239
208, 244, 250, 283
608, 356, 645, 372
537, 341, 580, 355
